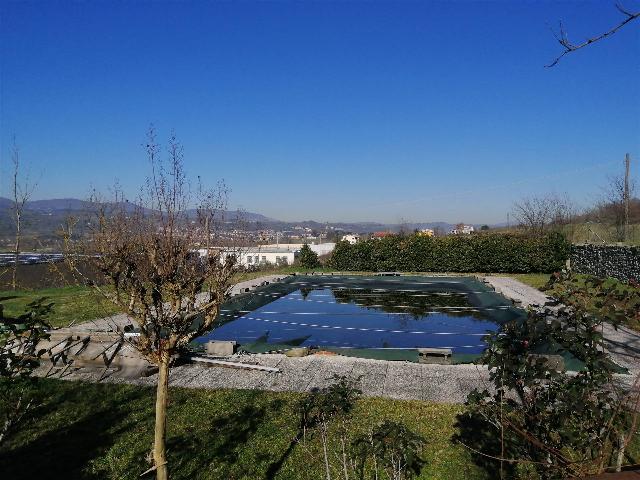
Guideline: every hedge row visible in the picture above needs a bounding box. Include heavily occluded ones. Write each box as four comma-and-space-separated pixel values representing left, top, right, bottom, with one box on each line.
329, 232, 571, 273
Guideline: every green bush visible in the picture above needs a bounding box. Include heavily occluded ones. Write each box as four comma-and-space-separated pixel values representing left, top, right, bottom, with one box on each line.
461, 307, 634, 478
298, 243, 320, 269
329, 232, 570, 273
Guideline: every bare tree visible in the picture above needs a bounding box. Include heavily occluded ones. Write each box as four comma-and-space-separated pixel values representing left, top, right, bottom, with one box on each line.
512, 193, 574, 235
64, 128, 238, 479
546, 2, 640, 67
9, 139, 37, 291
594, 173, 637, 242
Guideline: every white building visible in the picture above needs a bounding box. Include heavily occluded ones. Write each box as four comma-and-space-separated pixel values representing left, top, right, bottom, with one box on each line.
341, 234, 360, 244
450, 225, 475, 235
214, 247, 296, 267
261, 243, 336, 256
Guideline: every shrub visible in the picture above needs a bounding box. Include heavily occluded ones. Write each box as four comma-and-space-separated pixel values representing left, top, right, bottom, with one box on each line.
298, 243, 320, 269
300, 375, 426, 479
0, 298, 52, 446
351, 420, 426, 480
460, 307, 636, 478
329, 232, 570, 273
544, 271, 640, 331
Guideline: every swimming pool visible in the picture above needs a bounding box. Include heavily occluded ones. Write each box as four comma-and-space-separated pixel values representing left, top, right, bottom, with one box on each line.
196, 275, 526, 359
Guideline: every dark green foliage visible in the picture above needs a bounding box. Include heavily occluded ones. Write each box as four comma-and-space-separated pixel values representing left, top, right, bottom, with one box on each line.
462, 307, 635, 478
351, 420, 427, 480
330, 232, 571, 273
544, 271, 640, 331
302, 374, 362, 429
0, 297, 52, 379
301, 376, 427, 479
0, 298, 52, 446
298, 243, 320, 269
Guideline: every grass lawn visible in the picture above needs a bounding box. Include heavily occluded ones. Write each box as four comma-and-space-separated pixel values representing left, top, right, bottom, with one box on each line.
0, 285, 120, 328
502, 273, 550, 290
232, 266, 335, 283
0, 379, 487, 480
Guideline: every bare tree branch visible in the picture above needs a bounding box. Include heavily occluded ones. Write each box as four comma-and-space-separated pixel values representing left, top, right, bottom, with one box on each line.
62, 128, 242, 479
512, 193, 575, 235
546, 3, 640, 67
10, 138, 37, 290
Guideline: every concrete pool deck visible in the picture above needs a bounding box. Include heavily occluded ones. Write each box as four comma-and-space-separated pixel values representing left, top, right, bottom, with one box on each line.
41, 274, 640, 402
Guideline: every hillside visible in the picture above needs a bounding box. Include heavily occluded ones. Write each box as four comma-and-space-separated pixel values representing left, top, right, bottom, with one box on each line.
0, 197, 462, 250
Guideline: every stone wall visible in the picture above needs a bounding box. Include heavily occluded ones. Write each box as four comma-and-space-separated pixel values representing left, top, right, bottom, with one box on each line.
570, 244, 640, 282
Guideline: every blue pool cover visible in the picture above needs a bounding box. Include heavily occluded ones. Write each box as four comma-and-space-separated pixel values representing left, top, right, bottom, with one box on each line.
196, 275, 526, 356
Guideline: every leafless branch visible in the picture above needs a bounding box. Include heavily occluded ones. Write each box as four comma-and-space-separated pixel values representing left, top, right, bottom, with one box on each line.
512, 192, 575, 235
10, 138, 38, 290
62, 128, 243, 479
546, 3, 640, 67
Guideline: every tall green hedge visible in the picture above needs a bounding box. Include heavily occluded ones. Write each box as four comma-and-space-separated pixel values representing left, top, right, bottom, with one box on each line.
329, 232, 570, 273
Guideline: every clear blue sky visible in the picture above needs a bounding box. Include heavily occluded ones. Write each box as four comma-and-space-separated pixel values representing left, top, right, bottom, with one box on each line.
1, 1, 639, 224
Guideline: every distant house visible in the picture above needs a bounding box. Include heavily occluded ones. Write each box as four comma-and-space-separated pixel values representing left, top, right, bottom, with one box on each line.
216, 247, 296, 267
341, 234, 360, 244
373, 231, 393, 239
450, 224, 475, 235
417, 228, 434, 237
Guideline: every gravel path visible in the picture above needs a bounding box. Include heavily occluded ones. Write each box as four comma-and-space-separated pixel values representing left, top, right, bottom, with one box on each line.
53, 354, 492, 403
482, 276, 551, 307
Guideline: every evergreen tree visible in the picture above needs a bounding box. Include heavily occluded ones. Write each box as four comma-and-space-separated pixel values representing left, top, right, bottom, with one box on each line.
299, 243, 320, 268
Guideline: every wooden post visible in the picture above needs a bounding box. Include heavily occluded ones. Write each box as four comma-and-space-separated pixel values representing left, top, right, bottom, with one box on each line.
624, 153, 630, 243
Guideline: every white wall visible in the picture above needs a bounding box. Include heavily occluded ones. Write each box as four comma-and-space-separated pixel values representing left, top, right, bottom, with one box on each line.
218, 249, 295, 267
261, 243, 336, 255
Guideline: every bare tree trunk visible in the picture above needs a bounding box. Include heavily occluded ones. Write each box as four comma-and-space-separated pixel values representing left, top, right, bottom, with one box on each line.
615, 433, 625, 473
340, 432, 349, 480
10, 140, 36, 291
12, 211, 20, 291
12, 150, 21, 291
321, 422, 331, 480
623, 154, 631, 243
154, 352, 170, 480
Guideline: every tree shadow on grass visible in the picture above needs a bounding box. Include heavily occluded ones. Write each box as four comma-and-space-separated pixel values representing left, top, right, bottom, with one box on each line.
0, 381, 149, 480
264, 394, 311, 480
452, 411, 518, 480
167, 391, 290, 479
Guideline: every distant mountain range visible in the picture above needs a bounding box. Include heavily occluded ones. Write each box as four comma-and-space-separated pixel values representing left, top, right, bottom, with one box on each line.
0, 197, 484, 237
0, 197, 276, 223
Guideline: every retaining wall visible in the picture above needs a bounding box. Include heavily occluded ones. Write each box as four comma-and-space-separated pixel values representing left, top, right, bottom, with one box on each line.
570, 244, 640, 282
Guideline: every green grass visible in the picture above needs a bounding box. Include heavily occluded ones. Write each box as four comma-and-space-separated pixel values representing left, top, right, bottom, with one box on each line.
0, 286, 120, 328
232, 266, 335, 283
502, 273, 551, 290
0, 379, 486, 480
563, 223, 640, 246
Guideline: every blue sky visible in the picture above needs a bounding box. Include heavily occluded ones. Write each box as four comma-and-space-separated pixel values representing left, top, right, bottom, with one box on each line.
1, 1, 639, 224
